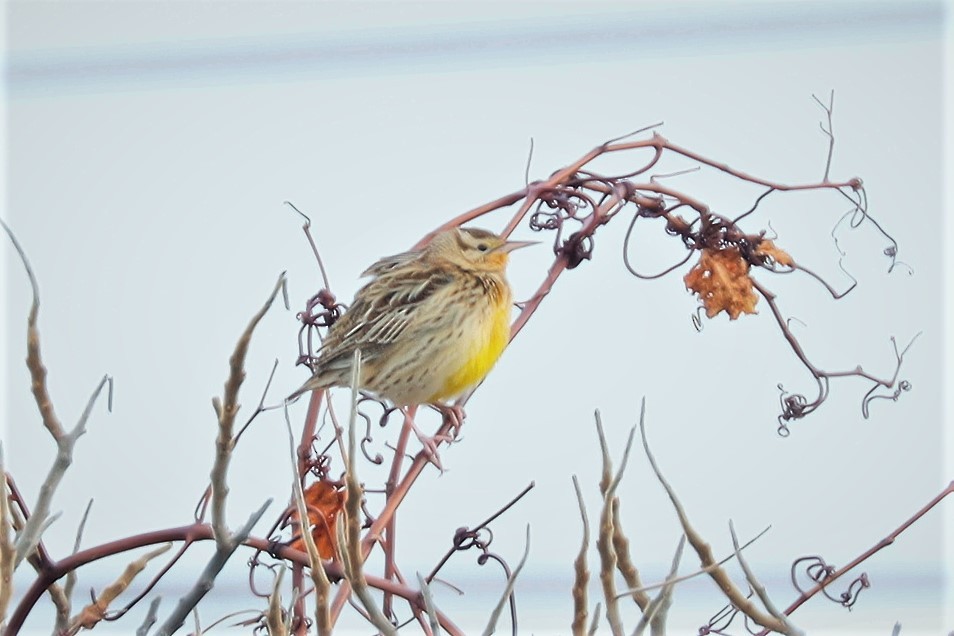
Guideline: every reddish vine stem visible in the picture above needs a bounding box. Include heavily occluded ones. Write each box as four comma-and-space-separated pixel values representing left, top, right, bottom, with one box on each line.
343, 138, 871, 610
4, 523, 463, 635
755, 481, 954, 635
383, 407, 417, 621
3, 474, 53, 571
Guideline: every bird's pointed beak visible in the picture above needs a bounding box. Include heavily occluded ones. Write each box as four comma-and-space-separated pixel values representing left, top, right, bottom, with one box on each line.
497, 239, 539, 254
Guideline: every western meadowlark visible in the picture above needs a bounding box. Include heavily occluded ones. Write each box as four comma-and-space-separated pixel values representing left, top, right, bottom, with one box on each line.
290, 227, 533, 411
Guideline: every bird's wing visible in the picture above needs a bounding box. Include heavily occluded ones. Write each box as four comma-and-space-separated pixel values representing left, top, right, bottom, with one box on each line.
312, 266, 456, 375
360, 249, 423, 278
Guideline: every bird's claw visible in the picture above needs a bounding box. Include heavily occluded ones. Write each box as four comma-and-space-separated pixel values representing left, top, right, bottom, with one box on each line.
434, 404, 467, 440
412, 425, 453, 473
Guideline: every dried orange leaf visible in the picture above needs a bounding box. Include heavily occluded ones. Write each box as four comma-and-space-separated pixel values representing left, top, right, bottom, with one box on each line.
754, 239, 794, 267
289, 480, 346, 559
684, 247, 758, 320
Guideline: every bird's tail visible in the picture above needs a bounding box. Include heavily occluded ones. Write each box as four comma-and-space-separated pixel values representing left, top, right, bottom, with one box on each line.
285, 376, 321, 404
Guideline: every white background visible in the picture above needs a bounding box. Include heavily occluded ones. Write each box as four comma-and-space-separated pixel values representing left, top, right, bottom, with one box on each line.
2, 2, 951, 633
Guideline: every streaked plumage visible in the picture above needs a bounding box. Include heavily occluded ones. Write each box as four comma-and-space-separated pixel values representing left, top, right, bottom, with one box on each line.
291, 227, 532, 406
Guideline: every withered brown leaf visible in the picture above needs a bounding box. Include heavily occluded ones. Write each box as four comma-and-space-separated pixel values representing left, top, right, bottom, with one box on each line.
684, 247, 759, 320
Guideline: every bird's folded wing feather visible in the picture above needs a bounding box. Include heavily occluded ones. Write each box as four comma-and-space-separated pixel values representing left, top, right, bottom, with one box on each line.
314, 265, 457, 374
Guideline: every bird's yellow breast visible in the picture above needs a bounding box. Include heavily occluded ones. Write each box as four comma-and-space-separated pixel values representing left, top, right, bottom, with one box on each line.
431, 298, 511, 401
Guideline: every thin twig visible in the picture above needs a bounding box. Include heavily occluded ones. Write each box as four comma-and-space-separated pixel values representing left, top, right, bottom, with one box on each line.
338, 350, 398, 636
56, 498, 94, 633
481, 525, 530, 636
758, 480, 954, 633
284, 404, 333, 636
266, 565, 288, 636
1, 217, 64, 441
135, 597, 162, 636
285, 202, 332, 292
812, 90, 836, 182
16, 375, 111, 567
614, 525, 771, 598
637, 399, 788, 633
153, 501, 272, 636
587, 602, 602, 636
729, 520, 801, 635
633, 535, 685, 636
416, 572, 442, 636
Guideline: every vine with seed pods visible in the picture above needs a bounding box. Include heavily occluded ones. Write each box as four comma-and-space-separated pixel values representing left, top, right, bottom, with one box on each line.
1, 95, 945, 636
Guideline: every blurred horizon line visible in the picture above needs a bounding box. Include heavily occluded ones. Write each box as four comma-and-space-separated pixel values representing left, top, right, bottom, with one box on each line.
4, 1, 942, 96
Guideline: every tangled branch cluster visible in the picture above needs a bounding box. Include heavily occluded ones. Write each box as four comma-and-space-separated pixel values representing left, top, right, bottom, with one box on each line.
1, 97, 936, 636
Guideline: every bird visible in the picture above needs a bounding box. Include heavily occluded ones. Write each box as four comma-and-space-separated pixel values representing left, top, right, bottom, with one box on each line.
289, 226, 534, 421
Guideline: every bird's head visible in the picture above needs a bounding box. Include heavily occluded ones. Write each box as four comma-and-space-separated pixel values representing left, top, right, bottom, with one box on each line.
427, 227, 536, 272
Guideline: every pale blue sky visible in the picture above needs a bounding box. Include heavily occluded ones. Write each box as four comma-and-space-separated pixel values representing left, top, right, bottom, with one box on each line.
2, 2, 951, 633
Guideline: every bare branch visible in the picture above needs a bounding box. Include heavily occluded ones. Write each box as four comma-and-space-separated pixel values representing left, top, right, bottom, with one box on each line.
571, 476, 590, 636
56, 499, 94, 633
595, 413, 638, 636
587, 602, 602, 636
729, 521, 801, 635
0, 445, 15, 629
266, 565, 288, 636
637, 400, 788, 633
416, 572, 442, 636
614, 525, 771, 599
1, 217, 63, 441
211, 273, 287, 545
154, 501, 272, 636
15, 374, 111, 567
610, 498, 650, 612
135, 597, 161, 636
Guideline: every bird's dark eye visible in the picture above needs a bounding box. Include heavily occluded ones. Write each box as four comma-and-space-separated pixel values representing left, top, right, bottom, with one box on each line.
477, 243, 489, 252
